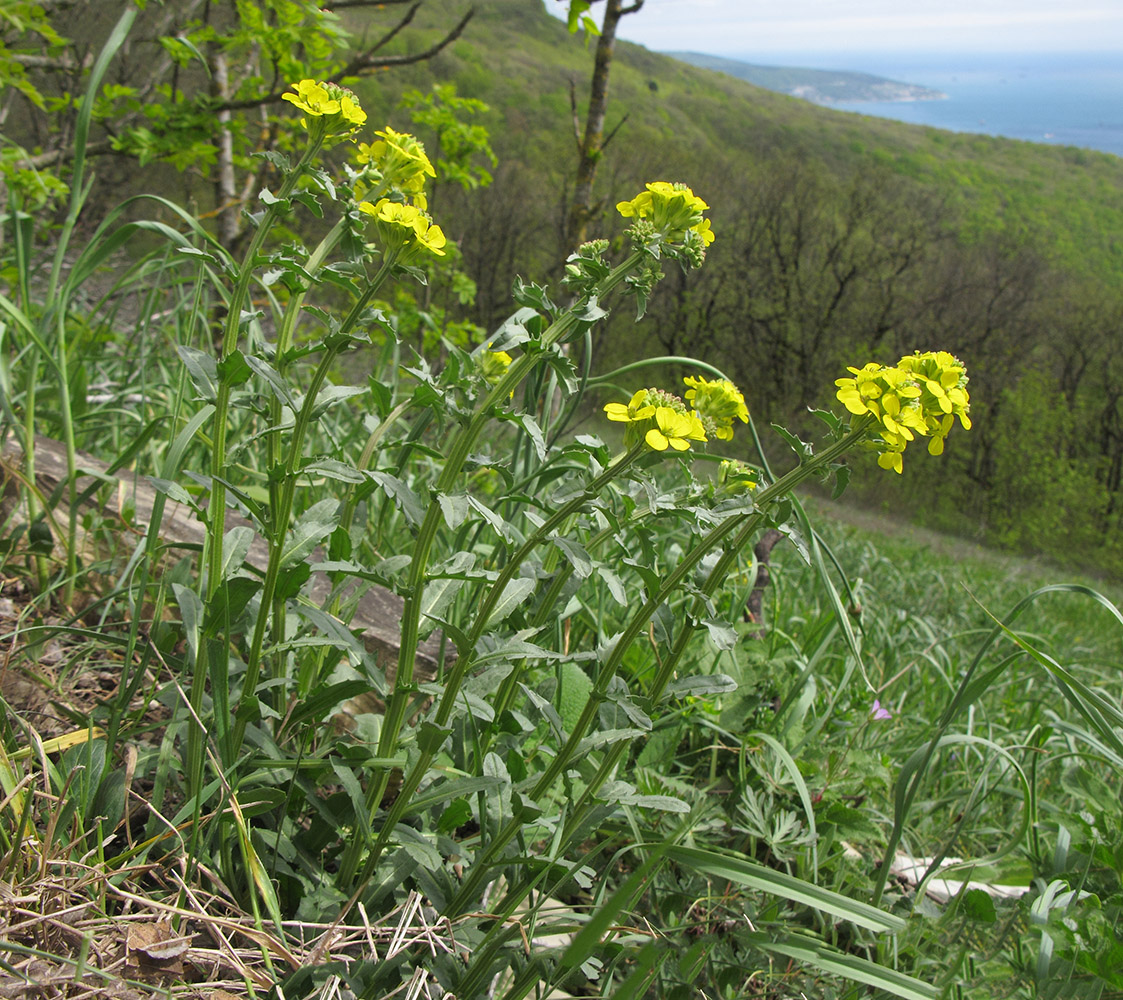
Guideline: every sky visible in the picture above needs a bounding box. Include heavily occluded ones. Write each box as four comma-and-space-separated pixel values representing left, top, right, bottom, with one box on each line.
548, 1, 1123, 56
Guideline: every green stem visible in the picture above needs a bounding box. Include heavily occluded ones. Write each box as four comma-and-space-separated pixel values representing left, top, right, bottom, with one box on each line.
339, 445, 648, 888
588, 355, 735, 386
450, 417, 876, 913
371, 250, 646, 763
232, 255, 397, 752
206, 134, 325, 600
266, 217, 350, 697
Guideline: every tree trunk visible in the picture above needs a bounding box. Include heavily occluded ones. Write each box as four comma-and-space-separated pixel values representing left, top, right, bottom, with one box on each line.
564, 0, 643, 253
211, 50, 240, 250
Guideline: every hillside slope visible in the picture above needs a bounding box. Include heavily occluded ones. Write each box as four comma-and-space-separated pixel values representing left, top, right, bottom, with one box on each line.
356, 0, 1123, 572
665, 50, 947, 104
361, 0, 1122, 283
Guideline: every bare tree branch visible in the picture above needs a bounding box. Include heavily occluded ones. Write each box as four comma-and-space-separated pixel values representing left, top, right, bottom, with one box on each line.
199, 6, 473, 114
348, 1, 421, 59
568, 78, 582, 151
7, 53, 87, 70
323, 0, 418, 8
339, 5, 473, 76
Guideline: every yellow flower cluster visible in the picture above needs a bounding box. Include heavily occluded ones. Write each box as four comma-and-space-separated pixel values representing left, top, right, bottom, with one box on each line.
835, 351, 971, 473
602, 388, 701, 452
282, 80, 445, 264
355, 127, 436, 200
283, 79, 367, 138
616, 182, 715, 246
683, 376, 749, 441
357, 198, 446, 260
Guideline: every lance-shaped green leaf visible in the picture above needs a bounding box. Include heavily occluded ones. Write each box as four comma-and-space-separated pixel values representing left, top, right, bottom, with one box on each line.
245, 355, 297, 409
667, 845, 905, 933
221, 525, 255, 580
173, 584, 204, 667
310, 384, 367, 420
482, 577, 536, 631
368, 471, 426, 527
281, 498, 339, 567
420, 551, 476, 638
178, 346, 218, 401
744, 934, 938, 1000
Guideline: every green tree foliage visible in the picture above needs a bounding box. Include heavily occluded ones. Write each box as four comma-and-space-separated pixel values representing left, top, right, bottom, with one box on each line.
2, 0, 473, 244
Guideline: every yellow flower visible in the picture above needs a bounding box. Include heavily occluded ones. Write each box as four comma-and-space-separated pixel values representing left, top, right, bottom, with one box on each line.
412, 217, 446, 257
604, 388, 707, 453
283, 79, 366, 138
604, 388, 656, 424
339, 94, 367, 129
359, 198, 446, 259
836, 352, 971, 473
356, 127, 436, 193
616, 181, 714, 245
646, 407, 706, 451
283, 79, 340, 118
683, 375, 748, 441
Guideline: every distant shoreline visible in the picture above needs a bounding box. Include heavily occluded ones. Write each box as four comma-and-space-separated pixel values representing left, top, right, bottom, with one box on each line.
667, 50, 1123, 157
666, 51, 948, 105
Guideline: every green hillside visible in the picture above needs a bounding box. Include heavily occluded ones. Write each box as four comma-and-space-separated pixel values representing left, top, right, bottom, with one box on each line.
354, 0, 1123, 573
360, 0, 1122, 280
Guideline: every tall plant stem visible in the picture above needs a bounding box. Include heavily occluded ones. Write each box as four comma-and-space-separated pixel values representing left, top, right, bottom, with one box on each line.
449, 417, 876, 914
205, 136, 324, 600
232, 255, 396, 753
338, 445, 645, 887
372, 250, 644, 769
338, 252, 645, 888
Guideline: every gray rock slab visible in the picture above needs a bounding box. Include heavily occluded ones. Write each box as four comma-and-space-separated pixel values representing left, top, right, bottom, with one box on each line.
0, 435, 444, 684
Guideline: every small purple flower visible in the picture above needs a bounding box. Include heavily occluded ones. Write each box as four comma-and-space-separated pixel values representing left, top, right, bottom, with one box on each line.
870, 700, 892, 721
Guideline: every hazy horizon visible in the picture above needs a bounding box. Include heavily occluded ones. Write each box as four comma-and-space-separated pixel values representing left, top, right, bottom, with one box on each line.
545, 1, 1123, 56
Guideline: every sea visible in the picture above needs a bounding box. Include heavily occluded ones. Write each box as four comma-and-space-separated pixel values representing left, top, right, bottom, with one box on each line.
734, 52, 1123, 158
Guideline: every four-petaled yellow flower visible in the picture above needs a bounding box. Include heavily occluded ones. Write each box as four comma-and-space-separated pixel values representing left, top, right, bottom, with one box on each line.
604, 388, 707, 453
616, 181, 715, 245
604, 388, 656, 426
646, 407, 707, 451
835, 352, 971, 473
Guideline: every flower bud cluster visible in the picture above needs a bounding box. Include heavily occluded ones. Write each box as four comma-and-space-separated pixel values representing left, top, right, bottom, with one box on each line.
718, 459, 759, 493
616, 182, 715, 247
354, 127, 436, 201
683, 376, 749, 441
835, 351, 971, 473
479, 348, 512, 384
